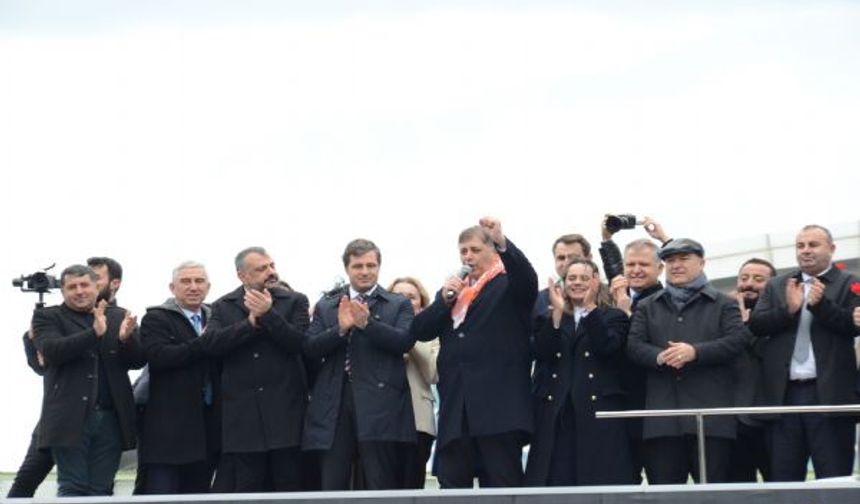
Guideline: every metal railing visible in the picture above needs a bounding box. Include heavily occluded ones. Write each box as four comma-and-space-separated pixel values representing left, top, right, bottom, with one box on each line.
595, 404, 860, 484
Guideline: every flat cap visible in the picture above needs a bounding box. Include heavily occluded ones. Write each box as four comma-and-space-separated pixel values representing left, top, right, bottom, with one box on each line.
658, 238, 705, 260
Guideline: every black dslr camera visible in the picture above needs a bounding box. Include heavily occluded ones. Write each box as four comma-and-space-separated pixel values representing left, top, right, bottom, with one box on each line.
605, 214, 638, 234
13, 264, 60, 307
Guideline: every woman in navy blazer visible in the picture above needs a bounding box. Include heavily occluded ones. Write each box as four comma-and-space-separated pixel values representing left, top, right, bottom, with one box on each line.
525, 258, 634, 486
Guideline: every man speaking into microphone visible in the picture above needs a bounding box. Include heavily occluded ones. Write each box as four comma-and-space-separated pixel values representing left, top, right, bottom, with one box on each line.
412, 217, 538, 488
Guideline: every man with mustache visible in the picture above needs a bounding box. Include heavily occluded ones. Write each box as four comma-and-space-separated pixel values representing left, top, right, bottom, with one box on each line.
626, 239, 747, 483
87, 257, 123, 305
9, 257, 128, 498
749, 225, 860, 481
31, 264, 144, 496
201, 247, 310, 492
729, 258, 777, 482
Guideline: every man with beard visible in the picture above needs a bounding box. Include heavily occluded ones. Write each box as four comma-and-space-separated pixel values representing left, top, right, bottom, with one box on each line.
9, 257, 127, 498
626, 239, 746, 483
749, 225, 860, 481
303, 239, 415, 490
729, 258, 777, 482
201, 247, 310, 492
87, 257, 123, 305
31, 265, 144, 496
85, 257, 149, 491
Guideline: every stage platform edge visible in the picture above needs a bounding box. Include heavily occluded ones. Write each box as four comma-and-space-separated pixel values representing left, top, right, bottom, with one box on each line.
8, 480, 860, 504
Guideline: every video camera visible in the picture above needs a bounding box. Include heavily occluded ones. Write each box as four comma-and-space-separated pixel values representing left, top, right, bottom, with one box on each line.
12, 264, 60, 308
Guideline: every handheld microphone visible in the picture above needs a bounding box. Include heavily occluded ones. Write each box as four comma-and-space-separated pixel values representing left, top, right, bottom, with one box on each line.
446, 265, 473, 301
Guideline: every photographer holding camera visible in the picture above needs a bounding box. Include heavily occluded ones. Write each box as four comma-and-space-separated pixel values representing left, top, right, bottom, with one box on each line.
595, 215, 669, 484
599, 215, 670, 315
6, 329, 54, 498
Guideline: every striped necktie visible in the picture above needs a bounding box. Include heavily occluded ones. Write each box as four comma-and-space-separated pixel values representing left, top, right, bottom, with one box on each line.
345, 294, 368, 379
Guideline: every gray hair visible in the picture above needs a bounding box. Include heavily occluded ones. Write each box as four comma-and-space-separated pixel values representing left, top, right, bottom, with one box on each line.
458, 225, 493, 245
624, 238, 661, 265
235, 247, 267, 271
60, 265, 98, 287
172, 261, 208, 281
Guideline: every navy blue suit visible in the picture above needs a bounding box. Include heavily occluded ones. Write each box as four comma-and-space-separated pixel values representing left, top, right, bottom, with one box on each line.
412, 239, 537, 487
525, 307, 634, 486
303, 286, 415, 489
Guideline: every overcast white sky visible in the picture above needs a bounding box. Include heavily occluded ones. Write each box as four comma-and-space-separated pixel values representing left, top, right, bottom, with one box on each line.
1, 0, 859, 471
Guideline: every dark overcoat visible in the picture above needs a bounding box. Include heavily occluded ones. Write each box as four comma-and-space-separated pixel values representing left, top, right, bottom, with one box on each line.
525, 307, 634, 486
732, 319, 768, 427
411, 240, 538, 449
139, 299, 221, 464
748, 267, 860, 408
202, 285, 309, 453
618, 283, 664, 436
32, 304, 145, 450
302, 286, 416, 450
23, 330, 45, 376
626, 284, 746, 440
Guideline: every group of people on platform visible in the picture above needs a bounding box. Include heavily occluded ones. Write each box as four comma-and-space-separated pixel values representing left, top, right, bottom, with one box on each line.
8, 216, 860, 497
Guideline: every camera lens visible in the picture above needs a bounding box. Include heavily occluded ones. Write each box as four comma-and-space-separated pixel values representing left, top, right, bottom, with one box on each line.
606, 214, 637, 233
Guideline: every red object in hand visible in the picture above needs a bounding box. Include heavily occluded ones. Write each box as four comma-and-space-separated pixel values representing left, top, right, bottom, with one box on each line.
850, 282, 860, 295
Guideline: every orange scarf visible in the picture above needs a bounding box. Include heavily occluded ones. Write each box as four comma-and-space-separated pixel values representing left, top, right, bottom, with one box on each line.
451, 256, 506, 329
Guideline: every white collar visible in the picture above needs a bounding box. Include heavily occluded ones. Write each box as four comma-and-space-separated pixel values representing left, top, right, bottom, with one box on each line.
179, 306, 202, 319
349, 285, 378, 300
802, 266, 831, 282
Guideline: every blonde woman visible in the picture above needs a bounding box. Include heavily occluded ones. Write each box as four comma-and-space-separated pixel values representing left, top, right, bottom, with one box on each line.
389, 277, 439, 489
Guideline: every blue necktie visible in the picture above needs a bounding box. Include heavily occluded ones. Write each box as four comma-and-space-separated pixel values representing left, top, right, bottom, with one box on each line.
190, 313, 213, 405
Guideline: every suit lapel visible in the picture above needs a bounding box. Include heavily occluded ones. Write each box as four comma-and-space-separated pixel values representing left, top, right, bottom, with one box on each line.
818, 266, 839, 285
460, 274, 504, 322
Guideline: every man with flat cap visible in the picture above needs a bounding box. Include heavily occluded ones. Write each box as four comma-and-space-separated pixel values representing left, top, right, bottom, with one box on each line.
627, 238, 747, 483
